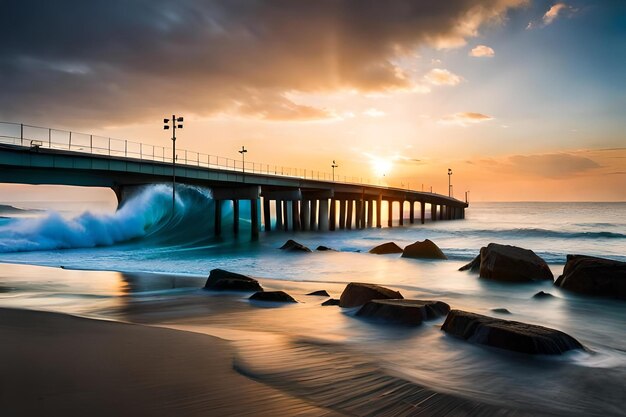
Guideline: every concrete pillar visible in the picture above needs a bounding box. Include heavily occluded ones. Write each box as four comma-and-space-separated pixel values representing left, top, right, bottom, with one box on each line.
409, 201, 415, 224
292, 200, 301, 231
346, 200, 353, 229
462, 208, 465, 219
339, 200, 346, 229
329, 199, 336, 231
387, 200, 393, 227
301, 200, 310, 231
233, 200, 240, 235
319, 199, 329, 231
431, 204, 437, 222
214, 199, 222, 237
263, 198, 271, 232
420, 201, 425, 224
359, 199, 366, 229
366, 200, 373, 227
251, 198, 259, 240
310, 199, 318, 231
439, 205, 444, 220
283, 200, 290, 231
399, 201, 404, 226
376, 195, 382, 228
275, 200, 283, 230
355, 200, 362, 229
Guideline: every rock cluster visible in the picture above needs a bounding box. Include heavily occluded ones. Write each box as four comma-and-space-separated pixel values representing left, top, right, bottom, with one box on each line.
204, 269, 263, 292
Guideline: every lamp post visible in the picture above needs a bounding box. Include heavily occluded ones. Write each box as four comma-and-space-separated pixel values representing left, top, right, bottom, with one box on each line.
448, 168, 453, 197
331, 160, 338, 181
239, 146, 247, 173
164, 115, 183, 212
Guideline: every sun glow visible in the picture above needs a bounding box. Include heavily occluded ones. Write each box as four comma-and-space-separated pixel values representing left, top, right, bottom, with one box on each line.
370, 157, 393, 177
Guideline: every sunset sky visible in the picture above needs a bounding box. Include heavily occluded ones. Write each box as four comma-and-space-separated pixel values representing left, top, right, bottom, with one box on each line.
1, 0, 625, 202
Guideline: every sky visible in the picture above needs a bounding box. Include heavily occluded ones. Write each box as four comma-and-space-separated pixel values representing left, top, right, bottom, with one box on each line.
1, 0, 625, 202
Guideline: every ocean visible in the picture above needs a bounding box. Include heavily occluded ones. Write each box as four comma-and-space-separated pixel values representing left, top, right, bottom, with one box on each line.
1, 184, 625, 416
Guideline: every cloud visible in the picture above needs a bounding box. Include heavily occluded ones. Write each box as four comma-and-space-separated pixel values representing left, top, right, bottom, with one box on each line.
440, 112, 493, 126
363, 108, 386, 117
527, 2, 576, 29
469, 45, 495, 57
507, 153, 601, 178
424, 68, 462, 86
0, 0, 527, 126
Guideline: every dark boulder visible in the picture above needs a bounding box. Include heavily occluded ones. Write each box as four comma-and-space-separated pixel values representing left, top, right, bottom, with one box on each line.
533, 291, 554, 299
401, 239, 447, 260
316, 246, 336, 251
491, 308, 512, 315
249, 291, 297, 303
339, 282, 403, 308
459, 252, 483, 272
280, 240, 312, 253
322, 298, 341, 306
204, 269, 263, 292
369, 242, 403, 255
356, 299, 450, 326
441, 310, 584, 355
555, 255, 626, 300
479, 243, 553, 282
306, 290, 330, 297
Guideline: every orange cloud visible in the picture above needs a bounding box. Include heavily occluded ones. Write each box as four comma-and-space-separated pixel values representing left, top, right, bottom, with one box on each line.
469, 45, 495, 57
440, 112, 493, 126
424, 68, 462, 86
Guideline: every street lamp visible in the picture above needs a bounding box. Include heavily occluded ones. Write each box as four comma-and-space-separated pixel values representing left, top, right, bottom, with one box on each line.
239, 146, 247, 173
164, 115, 183, 212
331, 160, 338, 181
448, 168, 453, 197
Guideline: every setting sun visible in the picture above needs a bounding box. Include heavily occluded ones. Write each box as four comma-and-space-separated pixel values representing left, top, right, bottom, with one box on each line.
370, 157, 393, 178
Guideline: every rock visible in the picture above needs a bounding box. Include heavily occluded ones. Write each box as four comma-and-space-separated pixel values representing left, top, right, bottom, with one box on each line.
369, 242, 403, 255
441, 310, 584, 355
491, 308, 512, 315
249, 291, 297, 303
356, 299, 450, 326
555, 255, 626, 300
322, 298, 340, 306
306, 290, 330, 297
204, 269, 263, 292
279, 240, 312, 253
479, 243, 553, 282
316, 246, 336, 251
339, 282, 403, 308
459, 252, 483, 272
533, 291, 554, 299
401, 239, 447, 260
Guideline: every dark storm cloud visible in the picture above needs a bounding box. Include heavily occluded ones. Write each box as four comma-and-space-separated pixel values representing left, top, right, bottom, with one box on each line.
0, 0, 526, 126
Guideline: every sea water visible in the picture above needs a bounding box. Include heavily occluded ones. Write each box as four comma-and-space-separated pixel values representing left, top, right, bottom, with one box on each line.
0, 185, 625, 416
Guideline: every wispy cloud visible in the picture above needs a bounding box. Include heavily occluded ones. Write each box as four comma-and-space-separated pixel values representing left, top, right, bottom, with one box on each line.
424, 69, 462, 86
363, 108, 386, 118
507, 153, 600, 177
527, 2, 577, 29
469, 45, 495, 57
440, 112, 493, 126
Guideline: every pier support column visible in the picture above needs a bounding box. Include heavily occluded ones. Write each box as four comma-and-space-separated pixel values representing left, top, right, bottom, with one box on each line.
292, 200, 301, 231
376, 195, 382, 228
263, 198, 271, 232
329, 199, 336, 231
431, 204, 437, 222
346, 200, 353, 229
339, 200, 346, 229
251, 198, 259, 240
310, 199, 318, 231
319, 199, 329, 231
301, 200, 310, 231
366, 200, 373, 228
233, 200, 240, 235
275, 200, 283, 230
420, 201, 425, 224
439, 205, 444, 220
399, 201, 404, 226
409, 201, 415, 224
283, 200, 290, 231
359, 199, 366, 229
387, 200, 393, 227
214, 200, 222, 237
355, 200, 362, 229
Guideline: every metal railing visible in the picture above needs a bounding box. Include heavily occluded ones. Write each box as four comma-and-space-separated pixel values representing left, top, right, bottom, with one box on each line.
0, 121, 382, 186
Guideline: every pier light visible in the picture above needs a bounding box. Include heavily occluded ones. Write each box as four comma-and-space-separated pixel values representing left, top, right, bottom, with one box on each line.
239, 146, 248, 173
448, 168, 453, 197
331, 160, 338, 182
164, 115, 184, 212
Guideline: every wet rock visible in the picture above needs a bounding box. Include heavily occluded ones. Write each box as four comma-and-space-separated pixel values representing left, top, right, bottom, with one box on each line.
204, 269, 263, 292
280, 240, 312, 253
249, 291, 297, 303
491, 308, 512, 315
401, 239, 447, 260
533, 291, 554, 299
339, 282, 403, 308
368, 242, 403, 255
441, 310, 584, 355
306, 290, 330, 297
459, 252, 483, 272
555, 255, 626, 300
322, 298, 340, 306
479, 243, 553, 282
316, 246, 336, 251
356, 299, 450, 326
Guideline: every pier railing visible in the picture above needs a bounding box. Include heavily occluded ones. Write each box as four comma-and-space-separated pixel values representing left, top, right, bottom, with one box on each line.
0, 121, 384, 186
